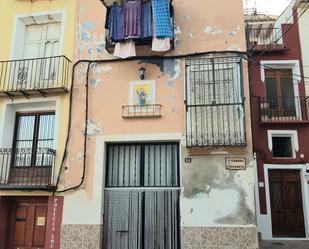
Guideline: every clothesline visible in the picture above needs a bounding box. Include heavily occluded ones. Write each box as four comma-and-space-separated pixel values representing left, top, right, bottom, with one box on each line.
105, 0, 174, 58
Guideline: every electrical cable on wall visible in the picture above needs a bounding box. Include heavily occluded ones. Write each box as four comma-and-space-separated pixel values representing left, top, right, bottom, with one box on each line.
53, 50, 248, 193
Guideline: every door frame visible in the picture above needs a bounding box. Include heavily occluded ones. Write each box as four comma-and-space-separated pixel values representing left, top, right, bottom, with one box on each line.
263, 164, 309, 239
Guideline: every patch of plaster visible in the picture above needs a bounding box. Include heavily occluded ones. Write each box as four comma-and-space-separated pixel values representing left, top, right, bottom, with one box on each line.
203, 26, 223, 35
174, 38, 181, 46
95, 65, 113, 74
182, 155, 255, 225
225, 44, 242, 51
139, 58, 181, 81
183, 15, 190, 21
87, 120, 102, 136
168, 81, 175, 88
228, 31, 237, 37
82, 21, 95, 30
215, 189, 255, 225
90, 79, 102, 89
188, 32, 196, 39
174, 25, 182, 35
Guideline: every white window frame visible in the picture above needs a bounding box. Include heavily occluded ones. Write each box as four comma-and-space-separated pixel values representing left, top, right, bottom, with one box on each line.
267, 130, 299, 159
10, 10, 66, 60
260, 60, 302, 120
0, 97, 60, 151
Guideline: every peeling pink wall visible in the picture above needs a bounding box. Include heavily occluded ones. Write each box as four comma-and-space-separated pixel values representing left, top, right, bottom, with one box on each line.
60, 0, 251, 195
88, 60, 184, 135
77, 0, 246, 59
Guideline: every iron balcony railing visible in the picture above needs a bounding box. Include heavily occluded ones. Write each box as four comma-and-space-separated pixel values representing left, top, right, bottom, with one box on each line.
0, 148, 56, 190
122, 105, 162, 118
246, 27, 283, 50
259, 96, 309, 123
186, 103, 246, 147
0, 55, 71, 98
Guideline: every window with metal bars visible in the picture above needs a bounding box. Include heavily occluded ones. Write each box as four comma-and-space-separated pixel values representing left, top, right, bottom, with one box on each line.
272, 136, 293, 158
105, 143, 179, 188
185, 56, 246, 147
12, 112, 55, 167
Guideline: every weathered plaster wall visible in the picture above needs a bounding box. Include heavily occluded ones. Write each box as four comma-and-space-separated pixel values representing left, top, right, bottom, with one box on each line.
77, 0, 247, 60
181, 153, 255, 227
60, 1, 256, 246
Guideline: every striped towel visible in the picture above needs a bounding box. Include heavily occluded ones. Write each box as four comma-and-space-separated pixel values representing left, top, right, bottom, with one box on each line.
152, 0, 173, 38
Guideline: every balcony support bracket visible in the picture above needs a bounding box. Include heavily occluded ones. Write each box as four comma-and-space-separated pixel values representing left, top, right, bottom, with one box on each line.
19, 90, 30, 99
38, 89, 47, 98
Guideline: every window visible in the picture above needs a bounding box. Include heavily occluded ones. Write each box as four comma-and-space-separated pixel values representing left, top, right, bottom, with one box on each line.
272, 136, 293, 158
267, 130, 298, 159
13, 112, 55, 167
265, 69, 296, 117
185, 56, 246, 147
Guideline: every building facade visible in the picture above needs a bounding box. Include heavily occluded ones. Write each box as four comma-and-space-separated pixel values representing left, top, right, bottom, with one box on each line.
0, 0, 76, 248
58, 0, 257, 249
246, 0, 309, 240
0, 0, 258, 249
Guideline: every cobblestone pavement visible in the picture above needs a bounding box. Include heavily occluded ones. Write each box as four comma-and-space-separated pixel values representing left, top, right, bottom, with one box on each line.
259, 240, 309, 249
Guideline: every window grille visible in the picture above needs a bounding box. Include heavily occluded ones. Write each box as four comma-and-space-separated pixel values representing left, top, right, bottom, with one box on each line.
272, 136, 293, 158
185, 56, 246, 147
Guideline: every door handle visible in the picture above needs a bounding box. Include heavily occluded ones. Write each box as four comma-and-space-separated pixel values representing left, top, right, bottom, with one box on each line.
117, 230, 129, 233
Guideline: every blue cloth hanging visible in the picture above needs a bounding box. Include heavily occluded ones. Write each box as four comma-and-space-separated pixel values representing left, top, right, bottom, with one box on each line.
152, 0, 173, 38
141, 1, 153, 39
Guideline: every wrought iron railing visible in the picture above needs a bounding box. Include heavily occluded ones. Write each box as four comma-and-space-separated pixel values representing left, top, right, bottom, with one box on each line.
246, 27, 283, 49
122, 105, 162, 118
0, 55, 71, 97
259, 96, 309, 122
186, 103, 246, 147
0, 148, 56, 190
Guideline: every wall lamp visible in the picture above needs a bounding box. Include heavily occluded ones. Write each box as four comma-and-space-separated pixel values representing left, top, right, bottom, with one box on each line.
139, 66, 146, 80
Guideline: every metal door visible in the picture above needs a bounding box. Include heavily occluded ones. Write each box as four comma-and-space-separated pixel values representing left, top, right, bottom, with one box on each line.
104, 143, 180, 249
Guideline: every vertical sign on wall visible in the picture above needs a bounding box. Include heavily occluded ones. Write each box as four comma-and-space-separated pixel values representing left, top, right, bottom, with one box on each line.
44, 196, 64, 249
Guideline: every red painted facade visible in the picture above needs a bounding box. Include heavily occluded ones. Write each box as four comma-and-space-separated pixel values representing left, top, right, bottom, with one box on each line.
249, 13, 308, 214
44, 196, 64, 249
0, 197, 10, 249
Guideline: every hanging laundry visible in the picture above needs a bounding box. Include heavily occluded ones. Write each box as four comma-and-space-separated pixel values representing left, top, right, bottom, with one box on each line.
109, 4, 124, 42
141, 1, 153, 39
123, 0, 142, 39
152, 0, 173, 38
104, 7, 111, 29
152, 37, 170, 52
114, 40, 136, 58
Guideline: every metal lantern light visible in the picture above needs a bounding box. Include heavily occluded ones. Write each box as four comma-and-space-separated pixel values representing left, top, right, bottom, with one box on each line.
139, 66, 146, 80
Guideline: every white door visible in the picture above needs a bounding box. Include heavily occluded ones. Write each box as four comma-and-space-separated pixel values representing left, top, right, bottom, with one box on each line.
17, 23, 61, 89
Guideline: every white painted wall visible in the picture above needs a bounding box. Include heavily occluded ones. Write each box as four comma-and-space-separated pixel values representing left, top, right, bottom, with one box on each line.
61, 136, 105, 225
298, 7, 309, 95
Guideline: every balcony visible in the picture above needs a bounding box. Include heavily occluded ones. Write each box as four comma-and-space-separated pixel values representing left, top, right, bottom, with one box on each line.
122, 104, 162, 118
259, 96, 309, 124
186, 103, 246, 147
0, 148, 56, 190
0, 55, 71, 99
246, 27, 286, 52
